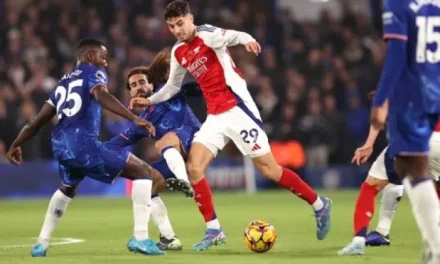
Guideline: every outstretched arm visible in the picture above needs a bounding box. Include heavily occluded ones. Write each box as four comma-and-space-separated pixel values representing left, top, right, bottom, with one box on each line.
147, 49, 186, 105
92, 85, 155, 136
93, 85, 138, 122
8, 103, 56, 164
202, 25, 261, 54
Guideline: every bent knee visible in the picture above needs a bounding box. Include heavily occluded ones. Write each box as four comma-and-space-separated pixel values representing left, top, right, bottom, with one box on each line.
365, 176, 388, 191
256, 162, 282, 181
59, 185, 78, 198
186, 162, 205, 184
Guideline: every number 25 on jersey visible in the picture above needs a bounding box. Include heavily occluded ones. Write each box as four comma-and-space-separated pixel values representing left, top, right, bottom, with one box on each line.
416, 16, 440, 63
55, 79, 83, 119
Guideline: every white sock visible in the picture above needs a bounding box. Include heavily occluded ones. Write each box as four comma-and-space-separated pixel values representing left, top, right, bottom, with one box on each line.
403, 178, 427, 240
38, 189, 72, 248
207, 219, 221, 230
353, 236, 366, 244
151, 196, 176, 239
162, 147, 189, 182
376, 183, 404, 236
132, 179, 153, 241
312, 197, 324, 211
404, 177, 440, 254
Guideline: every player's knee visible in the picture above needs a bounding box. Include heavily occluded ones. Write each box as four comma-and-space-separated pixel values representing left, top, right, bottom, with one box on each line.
154, 141, 164, 154
131, 161, 154, 180
258, 163, 282, 181
365, 176, 388, 191
253, 155, 282, 181
59, 185, 77, 198
186, 161, 204, 183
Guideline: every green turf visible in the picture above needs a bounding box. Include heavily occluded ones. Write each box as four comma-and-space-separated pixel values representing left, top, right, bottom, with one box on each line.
0, 190, 422, 264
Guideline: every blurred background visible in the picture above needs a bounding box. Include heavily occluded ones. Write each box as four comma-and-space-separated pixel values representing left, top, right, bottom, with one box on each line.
0, 0, 389, 197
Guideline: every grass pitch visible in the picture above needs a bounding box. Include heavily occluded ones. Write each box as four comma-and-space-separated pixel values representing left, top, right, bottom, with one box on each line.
0, 190, 422, 264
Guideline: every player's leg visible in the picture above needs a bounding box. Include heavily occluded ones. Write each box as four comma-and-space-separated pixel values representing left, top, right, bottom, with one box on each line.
185, 115, 229, 251
119, 154, 165, 255
389, 112, 440, 261
370, 183, 403, 243
223, 106, 331, 240
397, 156, 440, 256
155, 132, 193, 197
187, 142, 228, 250
338, 149, 390, 255
364, 148, 404, 247
428, 132, 440, 198
150, 159, 182, 250
95, 143, 164, 256
32, 164, 83, 257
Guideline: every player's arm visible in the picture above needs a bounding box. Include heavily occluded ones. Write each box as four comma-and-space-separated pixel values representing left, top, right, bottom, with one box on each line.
203, 25, 261, 54
371, 3, 408, 129
93, 85, 139, 122
182, 81, 202, 97
8, 103, 56, 164
373, 40, 406, 107
90, 71, 155, 135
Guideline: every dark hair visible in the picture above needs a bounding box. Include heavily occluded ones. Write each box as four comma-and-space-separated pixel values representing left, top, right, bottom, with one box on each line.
77, 38, 105, 51
164, 0, 191, 20
126, 50, 171, 90
77, 38, 105, 59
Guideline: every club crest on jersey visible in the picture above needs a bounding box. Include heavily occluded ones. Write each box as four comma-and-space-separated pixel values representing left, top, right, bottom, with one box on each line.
187, 50, 195, 60
181, 57, 187, 66
96, 70, 107, 84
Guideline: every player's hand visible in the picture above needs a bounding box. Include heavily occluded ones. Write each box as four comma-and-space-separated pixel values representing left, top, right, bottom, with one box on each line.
7, 146, 23, 165
370, 100, 389, 130
129, 98, 151, 110
245, 41, 261, 55
351, 144, 373, 166
134, 118, 156, 137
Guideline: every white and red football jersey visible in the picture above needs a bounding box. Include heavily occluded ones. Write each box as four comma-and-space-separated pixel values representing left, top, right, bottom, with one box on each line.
435, 120, 440, 132
149, 24, 260, 116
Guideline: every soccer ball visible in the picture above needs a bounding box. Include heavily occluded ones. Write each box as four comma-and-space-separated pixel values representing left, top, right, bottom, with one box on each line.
244, 220, 277, 253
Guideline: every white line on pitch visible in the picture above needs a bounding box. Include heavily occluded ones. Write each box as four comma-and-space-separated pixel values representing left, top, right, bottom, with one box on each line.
0, 237, 85, 248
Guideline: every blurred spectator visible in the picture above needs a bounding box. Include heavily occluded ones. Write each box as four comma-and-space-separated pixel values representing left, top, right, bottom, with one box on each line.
0, 140, 8, 164
299, 94, 332, 168
0, 1, 386, 167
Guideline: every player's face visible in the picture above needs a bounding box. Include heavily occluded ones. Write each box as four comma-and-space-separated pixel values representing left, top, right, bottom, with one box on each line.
92, 45, 108, 68
166, 14, 195, 42
128, 74, 153, 98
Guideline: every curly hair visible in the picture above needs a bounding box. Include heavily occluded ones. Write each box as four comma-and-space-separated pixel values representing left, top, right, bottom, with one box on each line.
125, 49, 171, 90
146, 49, 171, 86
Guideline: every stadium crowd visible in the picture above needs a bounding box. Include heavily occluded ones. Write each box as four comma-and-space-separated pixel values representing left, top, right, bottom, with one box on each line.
0, 0, 387, 168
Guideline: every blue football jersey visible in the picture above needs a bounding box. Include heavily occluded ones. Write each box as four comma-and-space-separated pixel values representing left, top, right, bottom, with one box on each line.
383, 0, 440, 113
47, 64, 108, 159
113, 83, 201, 145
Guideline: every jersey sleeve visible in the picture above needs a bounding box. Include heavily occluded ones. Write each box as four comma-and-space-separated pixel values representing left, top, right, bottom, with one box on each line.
198, 24, 256, 49
107, 123, 148, 148
46, 89, 57, 108
148, 46, 185, 104
88, 68, 109, 94
382, 0, 408, 41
